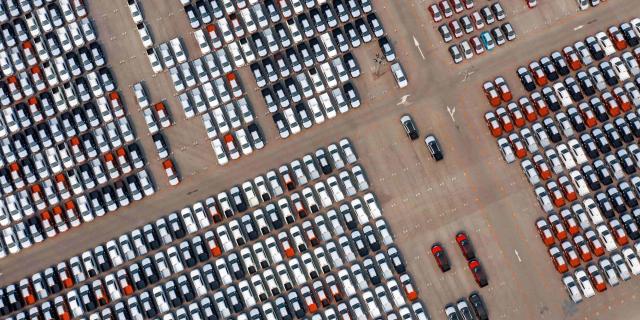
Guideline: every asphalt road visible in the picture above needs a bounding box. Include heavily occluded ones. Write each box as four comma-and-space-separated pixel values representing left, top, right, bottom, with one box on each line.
2, 0, 640, 319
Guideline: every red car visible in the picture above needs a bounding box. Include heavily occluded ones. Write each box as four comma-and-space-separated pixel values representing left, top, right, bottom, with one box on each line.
507, 133, 526, 159
455, 232, 476, 260
526, 0, 537, 8
495, 77, 512, 102
206, 233, 222, 257
495, 107, 513, 132
536, 218, 555, 247
400, 274, 418, 301
563, 46, 582, 71
573, 235, 592, 262
602, 92, 620, 116
438, 0, 453, 18
609, 219, 629, 246
608, 26, 627, 51
484, 112, 502, 137
532, 154, 552, 180
559, 209, 580, 236
506, 103, 525, 127
585, 230, 606, 257
519, 97, 537, 122
558, 177, 577, 202
561, 240, 580, 268
529, 61, 548, 86
586, 264, 607, 292
548, 246, 569, 273
578, 103, 598, 127
483, 81, 501, 107
548, 213, 568, 241
546, 181, 565, 208
612, 87, 632, 111
468, 259, 488, 287
530, 92, 549, 116
431, 244, 451, 272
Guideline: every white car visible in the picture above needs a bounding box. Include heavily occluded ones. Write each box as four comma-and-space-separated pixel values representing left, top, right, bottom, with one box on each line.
595, 31, 616, 56
391, 62, 407, 88
574, 269, 595, 298
235, 128, 253, 155
567, 139, 588, 165
133, 82, 149, 109
611, 56, 631, 81
622, 246, 640, 275
553, 82, 573, 107
211, 138, 228, 166
147, 48, 163, 73
556, 143, 576, 169
170, 38, 187, 64
194, 29, 211, 55
137, 22, 153, 49
562, 274, 582, 303
497, 137, 515, 163
128, 0, 144, 24
596, 223, 617, 252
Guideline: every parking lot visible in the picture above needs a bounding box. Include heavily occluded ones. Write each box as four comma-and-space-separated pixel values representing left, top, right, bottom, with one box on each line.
1, 0, 640, 319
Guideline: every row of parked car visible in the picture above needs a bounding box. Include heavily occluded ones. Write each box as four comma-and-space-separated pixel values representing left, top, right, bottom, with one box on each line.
0, 138, 428, 319
0, 0, 89, 81
516, 19, 640, 92
449, 22, 515, 64
427, 0, 475, 23
482, 18, 640, 304
438, 3, 505, 43
244, 6, 377, 138
0, 0, 153, 257
444, 292, 488, 320
562, 244, 640, 303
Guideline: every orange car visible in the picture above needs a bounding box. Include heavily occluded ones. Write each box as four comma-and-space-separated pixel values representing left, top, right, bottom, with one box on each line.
484, 111, 502, 137
549, 245, 569, 273
573, 235, 592, 262
536, 218, 555, 247
483, 81, 501, 107
506, 102, 525, 127
495, 77, 512, 102
561, 240, 580, 268
587, 264, 607, 292
400, 274, 418, 301
548, 213, 568, 241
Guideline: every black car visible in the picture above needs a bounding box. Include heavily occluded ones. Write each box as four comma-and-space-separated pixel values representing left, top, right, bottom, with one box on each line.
425, 135, 443, 161
595, 192, 616, 218
625, 113, 640, 137
621, 22, 640, 47
517, 67, 536, 92
599, 61, 618, 86
564, 77, 584, 102
586, 36, 605, 60
593, 160, 614, 186
614, 118, 634, 143
567, 107, 586, 132
401, 114, 418, 140
316, 149, 332, 174
542, 87, 561, 112
581, 165, 601, 191
579, 134, 599, 159
620, 183, 639, 208
551, 51, 570, 76
469, 292, 489, 320
540, 56, 559, 81
603, 123, 622, 148
591, 128, 611, 154
621, 213, 640, 240
607, 187, 627, 214
576, 71, 596, 96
